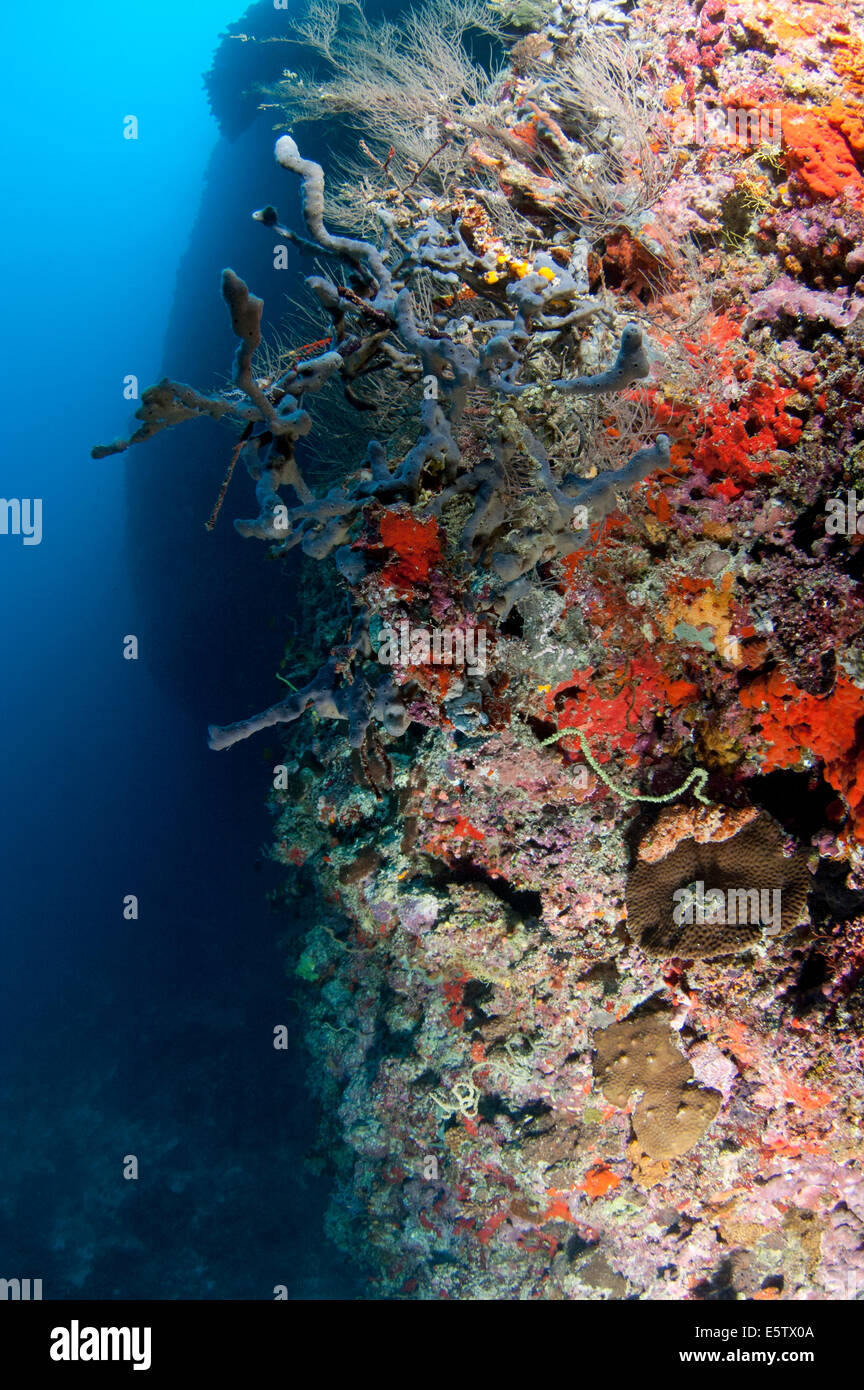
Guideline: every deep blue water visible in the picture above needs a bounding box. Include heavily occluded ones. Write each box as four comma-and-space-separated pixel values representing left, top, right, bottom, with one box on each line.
0, 0, 361, 1299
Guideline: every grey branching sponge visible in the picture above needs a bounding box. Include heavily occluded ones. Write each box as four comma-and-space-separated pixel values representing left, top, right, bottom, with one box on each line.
92, 269, 277, 460
274, 135, 396, 312
393, 289, 478, 418
550, 322, 650, 394
221, 268, 262, 350
208, 619, 409, 752
93, 129, 676, 754
487, 426, 671, 588
90, 380, 247, 459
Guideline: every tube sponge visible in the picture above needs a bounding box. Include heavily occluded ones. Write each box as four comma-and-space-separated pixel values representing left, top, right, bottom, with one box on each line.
221, 268, 263, 349
550, 323, 650, 394
274, 135, 395, 311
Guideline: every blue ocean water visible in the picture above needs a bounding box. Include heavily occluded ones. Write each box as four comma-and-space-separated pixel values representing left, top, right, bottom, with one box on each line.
0, 1, 361, 1299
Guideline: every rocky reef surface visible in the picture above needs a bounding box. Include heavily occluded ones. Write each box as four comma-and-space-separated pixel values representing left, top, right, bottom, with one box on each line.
96, 0, 864, 1298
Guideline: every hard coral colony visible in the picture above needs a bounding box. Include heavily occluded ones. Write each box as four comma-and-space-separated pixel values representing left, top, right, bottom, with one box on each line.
96, 0, 864, 1301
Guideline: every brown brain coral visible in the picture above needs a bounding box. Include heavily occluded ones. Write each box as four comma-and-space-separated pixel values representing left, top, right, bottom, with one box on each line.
625, 806, 810, 959
593, 1014, 721, 1161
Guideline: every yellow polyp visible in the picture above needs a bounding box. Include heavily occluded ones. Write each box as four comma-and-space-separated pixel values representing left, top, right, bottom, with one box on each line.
485, 270, 500, 284
537, 265, 557, 282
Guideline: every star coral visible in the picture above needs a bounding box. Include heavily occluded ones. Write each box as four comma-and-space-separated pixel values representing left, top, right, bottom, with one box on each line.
626, 807, 810, 957
594, 1012, 722, 1159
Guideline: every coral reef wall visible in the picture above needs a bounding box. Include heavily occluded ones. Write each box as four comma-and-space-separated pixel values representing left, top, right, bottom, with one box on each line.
100, 0, 864, 1299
